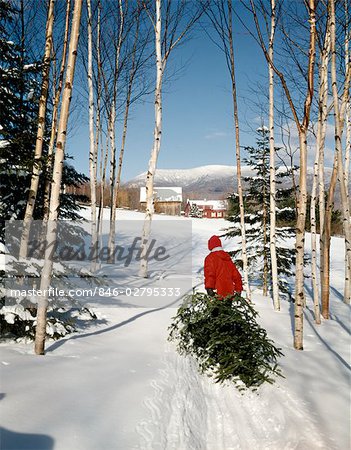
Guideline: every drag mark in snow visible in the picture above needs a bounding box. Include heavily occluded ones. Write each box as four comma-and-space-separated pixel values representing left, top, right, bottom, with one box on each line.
137, 342, 330, 450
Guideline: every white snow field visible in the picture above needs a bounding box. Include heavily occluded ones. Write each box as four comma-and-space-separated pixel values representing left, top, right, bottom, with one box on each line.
1, 209, 350, 450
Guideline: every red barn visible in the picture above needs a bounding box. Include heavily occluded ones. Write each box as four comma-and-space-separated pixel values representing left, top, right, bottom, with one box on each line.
184, 199, 228, 218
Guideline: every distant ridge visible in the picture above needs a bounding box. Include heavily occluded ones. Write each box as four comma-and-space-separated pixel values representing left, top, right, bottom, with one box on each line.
125, 164, 337, 201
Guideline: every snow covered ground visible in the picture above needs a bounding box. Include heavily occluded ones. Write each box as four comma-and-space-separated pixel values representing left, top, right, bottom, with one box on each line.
1, 208, 350, 450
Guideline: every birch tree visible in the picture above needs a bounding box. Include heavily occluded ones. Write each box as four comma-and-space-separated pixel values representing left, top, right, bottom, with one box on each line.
268, 0, 279, 310
343, 0, 350, 303
108, 2, 152, 263
320, 5, 351, 316
35, 0, 83, 355
203, 0, 251, 298
107, 0, 125, 263
310, 15, 331, 324
139, 0, 205, 277
250, 0, 317, 349
329, 0, 351, 303
227, 0, 251, 300
19, 0, 55, 258
112, 8, 147, 226
86, 0, 98, 271
43, 0, 72, 224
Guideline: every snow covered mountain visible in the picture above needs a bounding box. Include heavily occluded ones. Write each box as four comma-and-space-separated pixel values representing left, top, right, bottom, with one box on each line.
126, 165, 240, 194
125, 164, 336, 199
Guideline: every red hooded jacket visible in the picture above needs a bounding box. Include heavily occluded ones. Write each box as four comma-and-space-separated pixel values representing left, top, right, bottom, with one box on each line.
204, 235, 243, 298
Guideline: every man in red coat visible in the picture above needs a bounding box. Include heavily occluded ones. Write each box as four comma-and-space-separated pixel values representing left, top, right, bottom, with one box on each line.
204, 235, 243, 298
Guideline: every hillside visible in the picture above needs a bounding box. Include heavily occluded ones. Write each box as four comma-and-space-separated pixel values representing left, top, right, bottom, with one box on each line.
125, 164, 338, 202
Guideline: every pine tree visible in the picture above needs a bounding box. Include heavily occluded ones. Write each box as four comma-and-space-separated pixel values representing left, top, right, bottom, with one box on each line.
0, 0, 41, 229
225, 126, 296, 299
169, 292, 284, 390
189, 202, 202, 218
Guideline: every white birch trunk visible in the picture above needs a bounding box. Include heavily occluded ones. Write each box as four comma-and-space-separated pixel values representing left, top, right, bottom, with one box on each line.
321, 152, 337, 319
107, 0, 124, 263
310, 147, 321, 324
268, 0, 279, 310
262, 147, 268, 297
139, 0, 163, 278
344, 0, 350, 303
19, 0, 55, 258
43, 0, 71, 224
294, 130, 309, 348
345, 99, 351, 303
330, 0, 351, 304
111, 16, 139, 242
87, 0, 98, 272
34, 0, 83, 355
312, 21, 330, 324
95, 1, 103, 269
294, 0, 316, 350
96, 1, 105, 243
227, 0, 250, 299
317, 27, 330, 316
98, 140, 109, 238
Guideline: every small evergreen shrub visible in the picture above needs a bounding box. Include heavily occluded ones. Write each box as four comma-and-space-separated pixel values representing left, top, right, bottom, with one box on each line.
0, 301, 100, 342
168, 292, 284, 391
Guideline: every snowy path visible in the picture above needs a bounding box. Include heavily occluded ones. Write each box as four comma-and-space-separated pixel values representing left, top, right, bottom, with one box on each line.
1, 210, 350, 449
136, 308, 335, 450
2, 300, 346, 450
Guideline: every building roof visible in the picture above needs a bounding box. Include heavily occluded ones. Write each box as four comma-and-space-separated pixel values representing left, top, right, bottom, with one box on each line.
140, 187, 182, 202
187, 199, 227, 210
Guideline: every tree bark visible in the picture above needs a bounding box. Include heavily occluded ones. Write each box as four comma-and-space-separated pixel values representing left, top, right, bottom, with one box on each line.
107, 0, 124, 263
139, 0, 163, 278
268, 0, 279, 310
343, 0, 350, 303
34, 0, 83, 355
43, 0, 71, 225
330, 0, 351, 304
250, 0, 317, 336
87, 0, 98, 272
227, 0, 251, 299
263, 143, 268, 297
345, 98, 351, 303
311, 17, 330, 324
113, 16, 140, 225
19, 0, 55, 258
293, 0, 317, 350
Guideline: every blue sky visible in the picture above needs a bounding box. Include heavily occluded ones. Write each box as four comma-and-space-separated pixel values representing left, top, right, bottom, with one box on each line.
65, 9, 288, 182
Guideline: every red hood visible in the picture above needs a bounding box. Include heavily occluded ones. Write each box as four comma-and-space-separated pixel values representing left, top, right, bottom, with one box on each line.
208, 235, 222, 250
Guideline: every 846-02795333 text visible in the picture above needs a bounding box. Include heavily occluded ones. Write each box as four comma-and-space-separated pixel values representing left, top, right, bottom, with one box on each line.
9, 286, 182, 299
96, 287, 182, 297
